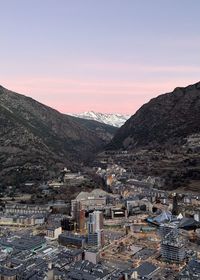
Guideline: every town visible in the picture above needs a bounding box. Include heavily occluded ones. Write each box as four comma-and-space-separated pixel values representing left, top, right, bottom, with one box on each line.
1, 0, 200, 279
0, 158, 199, 280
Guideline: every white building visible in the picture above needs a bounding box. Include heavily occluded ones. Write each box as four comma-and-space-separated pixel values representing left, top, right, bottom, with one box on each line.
46, 226, 62, 240
87, 211, 104, 248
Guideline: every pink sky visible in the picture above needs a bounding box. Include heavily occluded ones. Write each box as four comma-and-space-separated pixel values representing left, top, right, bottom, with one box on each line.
1, 1, 200, 115
2, 74, 199, 115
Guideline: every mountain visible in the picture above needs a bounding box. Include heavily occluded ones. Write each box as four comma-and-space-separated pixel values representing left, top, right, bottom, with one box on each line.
69, 111, 130, 127
68, 116, 117, 142
107, 81, 200, 192
0, 86, 112, 184
109, 82, 200, 150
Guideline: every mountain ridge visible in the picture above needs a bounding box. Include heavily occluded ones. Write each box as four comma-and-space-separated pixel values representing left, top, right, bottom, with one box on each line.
0, 85, 113, 184
106, 81, 200, 191
69, 111, 130, 127
109, 81, 200, 150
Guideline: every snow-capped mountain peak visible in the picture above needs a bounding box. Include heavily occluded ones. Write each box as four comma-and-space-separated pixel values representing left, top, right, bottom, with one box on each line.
69, 111, 130, 127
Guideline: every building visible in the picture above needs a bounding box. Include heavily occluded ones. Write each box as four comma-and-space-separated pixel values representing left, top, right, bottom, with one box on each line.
127, 262, 159, 280
4, 204, 51, 215
160, 226, 185, 263
58, 232, 86, 248
0, 235, 46, 253
178, 258, 200, 280
71, 189, 107, 214
172, 194, 179, 216
77, 208, 86, 233
111, 208, 128, 219
84, 249, 100, 264
194, 211, 200, 222
126, 198, 153, 215
49, 200, 70, 214
87, 232, 99, 248
53, 260, 124, 279
71, 201, 86, 233
159, 222, 178, 238
61, 218, 74, 231
0, 266, 18, 280
87, 211, 104, 248
0, 214, 45, 226
46, 226, 62, 240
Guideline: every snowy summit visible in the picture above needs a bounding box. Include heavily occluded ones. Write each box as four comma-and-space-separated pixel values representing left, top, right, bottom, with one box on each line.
69, 111, 130, 127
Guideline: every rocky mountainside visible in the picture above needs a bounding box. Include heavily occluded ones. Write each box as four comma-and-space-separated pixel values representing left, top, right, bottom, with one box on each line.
107, 82, 200, 192
68, 116, 117, 142
109, 82, 200, 150
0, 86, 112, 184
69, 111, 130, 127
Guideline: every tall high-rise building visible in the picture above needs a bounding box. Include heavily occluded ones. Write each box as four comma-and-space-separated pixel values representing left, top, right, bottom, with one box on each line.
87, 211, 104, 248
71, 201, 85, 233
78, 209, 86, 233
160, 225, 185, 263
172, 193, 179, 216
159, 223, 177, 238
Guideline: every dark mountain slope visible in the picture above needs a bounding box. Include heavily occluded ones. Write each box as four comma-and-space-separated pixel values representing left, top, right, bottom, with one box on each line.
0, 85, 110, 184
69, 116, 117, 142
106, 82, 200, 192
109, 81, 200, 150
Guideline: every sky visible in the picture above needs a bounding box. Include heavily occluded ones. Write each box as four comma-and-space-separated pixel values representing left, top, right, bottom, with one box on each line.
1, 0, 200, 114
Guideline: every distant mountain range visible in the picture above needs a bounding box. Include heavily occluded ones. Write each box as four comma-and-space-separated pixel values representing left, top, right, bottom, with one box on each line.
0, 86, 115, 184
69, 111, 130, 127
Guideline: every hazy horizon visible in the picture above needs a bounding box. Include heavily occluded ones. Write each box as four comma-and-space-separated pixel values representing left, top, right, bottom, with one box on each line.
1, 0, 200, 114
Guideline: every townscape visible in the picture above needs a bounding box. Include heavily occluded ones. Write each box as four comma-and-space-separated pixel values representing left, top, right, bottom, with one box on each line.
1, 1, 200, 279
0, 159, 200, 280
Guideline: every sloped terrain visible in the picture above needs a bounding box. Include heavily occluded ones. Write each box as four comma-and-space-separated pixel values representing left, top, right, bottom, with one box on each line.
109, 82, 200, 150
0, 86, 111, 184
107, 82, 200, 192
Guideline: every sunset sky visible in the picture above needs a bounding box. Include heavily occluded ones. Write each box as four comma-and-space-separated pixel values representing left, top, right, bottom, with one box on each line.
1, 0, 200, 114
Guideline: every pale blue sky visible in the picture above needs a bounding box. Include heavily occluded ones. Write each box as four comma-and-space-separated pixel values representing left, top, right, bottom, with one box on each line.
1, 0, 200, 113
